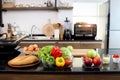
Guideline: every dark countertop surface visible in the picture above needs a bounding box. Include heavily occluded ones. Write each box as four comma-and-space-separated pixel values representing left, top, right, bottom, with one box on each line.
0, 48, 120, 74
21, 40, 102, 42
2, 40, 102, 42
0, 37, 102, 42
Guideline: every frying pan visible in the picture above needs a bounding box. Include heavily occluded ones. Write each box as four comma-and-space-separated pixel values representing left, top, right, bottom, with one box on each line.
0, 35, 28, 50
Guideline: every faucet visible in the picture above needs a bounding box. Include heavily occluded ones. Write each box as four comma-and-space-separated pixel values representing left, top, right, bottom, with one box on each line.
30, 25, 37, 39
30, 25, 40, 39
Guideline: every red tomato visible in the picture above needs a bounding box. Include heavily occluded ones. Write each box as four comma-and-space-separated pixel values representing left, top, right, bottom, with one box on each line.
113, 53, 119, 58
64, 58, 72, 66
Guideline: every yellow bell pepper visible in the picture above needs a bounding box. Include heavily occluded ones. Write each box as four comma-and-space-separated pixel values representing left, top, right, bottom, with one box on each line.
55, 57, 65, 67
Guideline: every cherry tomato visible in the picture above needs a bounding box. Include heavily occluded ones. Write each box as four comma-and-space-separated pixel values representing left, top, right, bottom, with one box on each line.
64, 58, 72, 66
113, 53, 119, 58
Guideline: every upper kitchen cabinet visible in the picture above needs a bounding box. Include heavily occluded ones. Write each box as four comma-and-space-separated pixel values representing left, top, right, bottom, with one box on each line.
110, 0, 120, 30
57, 0, 73, 9
2, 0, 73, 11
2, 0, 57, 11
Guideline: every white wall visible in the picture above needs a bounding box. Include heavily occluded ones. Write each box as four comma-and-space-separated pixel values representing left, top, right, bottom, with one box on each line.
73, 2, 108, 40
2, 11, 58, 34
2, 0, 73, 34
1, 0, 108, 44
2, 9, 73, 34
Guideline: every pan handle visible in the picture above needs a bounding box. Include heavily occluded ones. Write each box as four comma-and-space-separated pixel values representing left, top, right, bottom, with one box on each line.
13, 34, 28, 44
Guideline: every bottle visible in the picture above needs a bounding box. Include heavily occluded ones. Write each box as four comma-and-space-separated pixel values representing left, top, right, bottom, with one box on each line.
63, 17, 72, 40
7, 23, 13, 39
12, 22, 18, 36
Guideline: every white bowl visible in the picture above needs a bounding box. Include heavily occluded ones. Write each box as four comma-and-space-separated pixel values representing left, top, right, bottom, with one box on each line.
112, 55, 120, 63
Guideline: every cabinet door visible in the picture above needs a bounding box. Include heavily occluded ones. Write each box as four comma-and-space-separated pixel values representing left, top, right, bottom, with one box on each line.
58, 42, 80, 49
109, 31, 120, 48
80, 42, 102, 49
110, 0, 120, 30
19, 41, 56, 48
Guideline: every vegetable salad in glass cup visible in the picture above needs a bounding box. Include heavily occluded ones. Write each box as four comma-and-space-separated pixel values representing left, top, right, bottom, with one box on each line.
38, 45, 73, 68
112, 53, 120, 63
102, 54, 110, 64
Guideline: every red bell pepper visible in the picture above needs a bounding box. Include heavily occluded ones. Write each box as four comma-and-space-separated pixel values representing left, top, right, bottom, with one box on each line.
51, 46, 62, 58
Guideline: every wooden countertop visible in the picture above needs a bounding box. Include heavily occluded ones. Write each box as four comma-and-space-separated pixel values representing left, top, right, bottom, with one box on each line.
71, 49, 88, 57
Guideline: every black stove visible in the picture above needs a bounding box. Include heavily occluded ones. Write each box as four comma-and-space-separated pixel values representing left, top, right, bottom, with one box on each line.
0, 49, 21, 60
0, 49, 21, 70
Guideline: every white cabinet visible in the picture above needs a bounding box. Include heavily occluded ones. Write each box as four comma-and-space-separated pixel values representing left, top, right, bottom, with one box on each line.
110, 0, 120, 30
109, 0, 120, 48
109, 31, 120, 48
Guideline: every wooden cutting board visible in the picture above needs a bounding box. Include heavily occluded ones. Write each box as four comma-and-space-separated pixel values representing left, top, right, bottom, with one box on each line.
43, 19, 54, 36
71, 49, 89, 57
8, 60, 40, 68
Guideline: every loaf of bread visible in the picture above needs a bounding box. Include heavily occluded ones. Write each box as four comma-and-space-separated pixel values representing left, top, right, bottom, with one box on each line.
8, 55, 39, 66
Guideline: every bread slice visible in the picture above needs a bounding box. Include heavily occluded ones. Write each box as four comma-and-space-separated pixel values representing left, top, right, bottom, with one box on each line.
8, 55, 39, 66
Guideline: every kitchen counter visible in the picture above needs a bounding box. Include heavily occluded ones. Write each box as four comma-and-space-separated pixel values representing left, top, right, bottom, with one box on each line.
2, 36, 102, 48
0, 49, 120, 80
19, 39, 102, 49
0, 38, 102, 49
0, 48, 119, 73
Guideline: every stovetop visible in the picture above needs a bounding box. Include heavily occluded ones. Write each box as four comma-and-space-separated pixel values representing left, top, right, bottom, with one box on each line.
0, 49, 21, 60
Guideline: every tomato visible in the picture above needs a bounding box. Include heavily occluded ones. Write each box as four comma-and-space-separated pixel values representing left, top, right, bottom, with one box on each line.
64, 58, 72, 66
113, 53, 119, 58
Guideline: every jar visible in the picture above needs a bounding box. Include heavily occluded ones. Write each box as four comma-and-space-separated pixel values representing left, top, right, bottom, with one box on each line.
3, 0, 15, 8
102, 54, 110, 64
7, 23, 13, 39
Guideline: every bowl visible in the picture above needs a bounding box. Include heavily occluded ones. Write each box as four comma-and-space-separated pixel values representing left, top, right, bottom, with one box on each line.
41, 57, 73, 69
112, 55, 120, 63
41, 59, 55, 68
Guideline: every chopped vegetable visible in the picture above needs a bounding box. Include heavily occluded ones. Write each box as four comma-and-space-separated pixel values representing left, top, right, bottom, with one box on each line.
38, 45, 73, 67
40, 45, 54, 54
45, 56, 55, 66
67, 45, 73, 52
60, 47, 72, 58
113, 53, 119, 58
64, 58, 72, 66
55, 57, 65, 67
38, 45, 54, 60
51, 46, 62, 58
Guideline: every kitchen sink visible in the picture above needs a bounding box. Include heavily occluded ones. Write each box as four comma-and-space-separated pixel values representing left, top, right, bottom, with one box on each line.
23, 36, 52, 40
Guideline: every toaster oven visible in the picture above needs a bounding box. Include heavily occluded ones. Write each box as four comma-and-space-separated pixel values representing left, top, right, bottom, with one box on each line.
74, 23, 97, 40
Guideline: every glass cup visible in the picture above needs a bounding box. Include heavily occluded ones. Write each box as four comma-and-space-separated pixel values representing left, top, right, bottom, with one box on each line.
102, 64, 110, 70
102, 54, 110, 64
